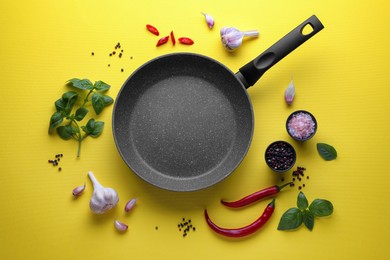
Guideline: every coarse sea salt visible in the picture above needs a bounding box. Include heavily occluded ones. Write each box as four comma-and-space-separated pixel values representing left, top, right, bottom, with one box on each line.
287, 112, 316, 140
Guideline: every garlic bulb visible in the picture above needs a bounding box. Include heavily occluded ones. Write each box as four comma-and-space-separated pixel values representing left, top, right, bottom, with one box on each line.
88, 171, 119, 214
220, 27, 259, 52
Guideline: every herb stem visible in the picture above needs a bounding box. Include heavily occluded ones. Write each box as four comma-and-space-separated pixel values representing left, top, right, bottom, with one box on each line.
82, 89, 94, 107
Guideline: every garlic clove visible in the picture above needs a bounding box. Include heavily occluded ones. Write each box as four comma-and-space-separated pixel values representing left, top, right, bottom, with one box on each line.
72, 183, 86, 197
201, 12, 215, 29
284, 79, 296, 105
114, 220, 128, 232
88, 171, 119, 214
124, 198, 137, 212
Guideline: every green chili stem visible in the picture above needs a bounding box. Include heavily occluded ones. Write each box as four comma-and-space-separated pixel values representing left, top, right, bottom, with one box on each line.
277, 182, 293, 192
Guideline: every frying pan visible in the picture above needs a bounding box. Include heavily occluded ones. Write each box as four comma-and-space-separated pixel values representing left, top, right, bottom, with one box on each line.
113, 15, 324, 191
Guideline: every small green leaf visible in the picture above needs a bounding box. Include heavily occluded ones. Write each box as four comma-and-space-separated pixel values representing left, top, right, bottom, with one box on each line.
317, 143, 337, 160
309, 199, 334, 217
54, 98, 65, 112
91, 93, 105, 115
75, 107, 89, 121
94, 81, 110, 92
49, 111, 63, 134
83, 118, 95, 134
57, 125, 73, 140
297, 191, 309, 210
81, 126, 89, 134
102, 95, 114, 106
62, 91, 78, 115
62, 91, 78, 101
277, 208, 303, 231
67, 78, 94, 90
90, 121, 104, 137
303, 210, 315, 231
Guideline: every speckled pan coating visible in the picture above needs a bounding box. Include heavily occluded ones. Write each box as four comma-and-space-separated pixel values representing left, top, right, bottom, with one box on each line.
113, 53, 253, 191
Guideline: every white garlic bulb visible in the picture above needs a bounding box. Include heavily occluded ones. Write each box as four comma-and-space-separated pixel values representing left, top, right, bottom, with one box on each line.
220, 27, 259, 52
88, 171, 119, 214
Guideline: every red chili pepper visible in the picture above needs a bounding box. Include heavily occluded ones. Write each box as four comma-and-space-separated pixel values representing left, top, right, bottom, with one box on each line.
178, 37, 194, 45
170, 31, 176, 45
221, 182, 292, 208
156, 36, 169, 47
146, 24, 159, 36
205, 199, 275, 238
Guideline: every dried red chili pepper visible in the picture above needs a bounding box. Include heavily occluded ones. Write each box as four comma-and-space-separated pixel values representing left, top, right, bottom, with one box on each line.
221, 183, 291, 208
156, 36, 169, 47
170, 31, 176, 45
146, 24, 159, 36
205, 199, 275, 238
178, 37, 194, 45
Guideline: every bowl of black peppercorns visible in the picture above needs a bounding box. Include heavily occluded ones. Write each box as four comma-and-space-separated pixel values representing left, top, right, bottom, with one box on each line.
265, 141, 296, 173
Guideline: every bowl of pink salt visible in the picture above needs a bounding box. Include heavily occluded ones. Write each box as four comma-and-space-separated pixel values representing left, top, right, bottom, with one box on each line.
286, 110, 317, 141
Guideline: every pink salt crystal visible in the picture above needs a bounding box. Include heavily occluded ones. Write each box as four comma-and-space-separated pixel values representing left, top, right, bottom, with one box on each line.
287, 112, 316, 140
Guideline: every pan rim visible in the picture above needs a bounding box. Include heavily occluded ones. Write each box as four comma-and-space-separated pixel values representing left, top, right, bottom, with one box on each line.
112, 52, 254, 191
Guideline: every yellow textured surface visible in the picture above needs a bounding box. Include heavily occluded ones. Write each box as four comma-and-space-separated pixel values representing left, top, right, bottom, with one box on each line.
1, 0, 389, 259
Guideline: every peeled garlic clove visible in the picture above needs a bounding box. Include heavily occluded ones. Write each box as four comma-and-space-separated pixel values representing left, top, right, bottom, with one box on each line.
284, 79, 296, 105
201, 12, 215, 29
114, 220, 128, 232
72, 183, 86, 197
88, 171, 119, 214
124, 198, 137, 212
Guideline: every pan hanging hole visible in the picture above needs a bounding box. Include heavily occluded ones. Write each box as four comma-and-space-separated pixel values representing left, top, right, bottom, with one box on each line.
301, 23, 314, 36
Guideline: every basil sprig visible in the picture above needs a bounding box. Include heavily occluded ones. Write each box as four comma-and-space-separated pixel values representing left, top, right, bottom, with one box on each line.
48, 78, 114, 157
278, 192, 333, 231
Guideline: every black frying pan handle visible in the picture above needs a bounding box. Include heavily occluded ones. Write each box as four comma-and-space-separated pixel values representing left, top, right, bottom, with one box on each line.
236, 15, 324, 88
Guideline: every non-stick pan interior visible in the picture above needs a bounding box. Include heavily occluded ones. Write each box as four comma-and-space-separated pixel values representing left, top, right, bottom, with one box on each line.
113, 53, 253, 191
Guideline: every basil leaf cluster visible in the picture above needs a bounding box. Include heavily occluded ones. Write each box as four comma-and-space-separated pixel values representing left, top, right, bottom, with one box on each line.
278, 192, 333, 231
48, 78, 114, 157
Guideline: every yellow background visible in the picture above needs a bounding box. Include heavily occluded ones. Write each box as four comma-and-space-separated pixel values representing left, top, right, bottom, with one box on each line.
1, 0, 389, 259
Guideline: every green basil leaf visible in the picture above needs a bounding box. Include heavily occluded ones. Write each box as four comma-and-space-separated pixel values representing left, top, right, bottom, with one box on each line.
55, 98, 65, 112
57, 125, 73, 140
49, 111, 64, 134
309, 199, 334, 217
297, 191, 309, 210
62, 91, 78, 115
72, 126, 80, 134
75, 107, 89, 121
94, 81, 110, 92
91, 93, 105, 115
90, 121, 104, 137
303, 210, 315, 231
277, 208, 303, 231
102, 95, 114, 106
83, 118, 95, 134
81, 126, 88, 134
317, 143, 337, 160
67, 78, 93, 90
62, 91, 78, 101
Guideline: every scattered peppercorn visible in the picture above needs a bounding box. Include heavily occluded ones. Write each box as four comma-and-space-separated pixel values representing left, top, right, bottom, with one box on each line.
91, 52, 94, 56
177, 218, 196, 238
48, 154, 63, 171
